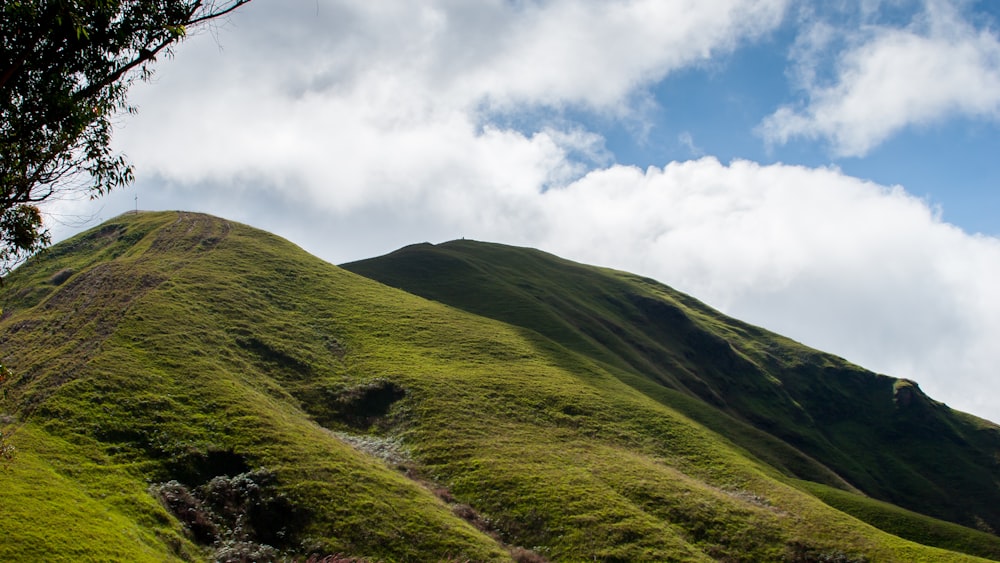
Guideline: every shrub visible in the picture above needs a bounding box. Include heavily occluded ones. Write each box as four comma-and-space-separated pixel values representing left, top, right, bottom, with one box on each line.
785, 541, 869, 563
213, 539, 279, 563
151, 468, 302, 556
149, 480, 219, 544
0, 433, 15, 466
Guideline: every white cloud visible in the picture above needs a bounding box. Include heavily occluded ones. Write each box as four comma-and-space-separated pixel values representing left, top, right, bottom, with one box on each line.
458, 0, 788, 110
760, 0, 1000, 156
677, 131, 704, 156
105, 0, 793, 241
115, 0, 790, 178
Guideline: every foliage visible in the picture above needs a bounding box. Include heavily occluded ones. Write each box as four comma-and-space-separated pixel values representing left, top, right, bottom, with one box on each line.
150, 469, 296, 561
0, 0, 252, 272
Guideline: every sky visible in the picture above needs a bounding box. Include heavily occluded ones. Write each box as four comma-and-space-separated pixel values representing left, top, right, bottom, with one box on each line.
44, 0, 1000, 422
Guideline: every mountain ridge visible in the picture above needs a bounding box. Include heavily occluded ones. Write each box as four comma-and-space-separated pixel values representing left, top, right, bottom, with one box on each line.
1, 211, 998, 562
343, 238, 1000, 537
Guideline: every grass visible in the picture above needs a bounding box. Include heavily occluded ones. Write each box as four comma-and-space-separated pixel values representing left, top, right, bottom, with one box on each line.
344, 238, 1000, 539
1, 211, 997, 561
0, 424, 200, 562
794, 479, 1000, 560
1, 213, 509, 562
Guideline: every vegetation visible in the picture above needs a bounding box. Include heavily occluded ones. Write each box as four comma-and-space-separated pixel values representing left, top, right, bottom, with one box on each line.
1, 211, 998, 561
794, 480, 1000, 561
344, 239, 1000, 536
0, 0, 252, 271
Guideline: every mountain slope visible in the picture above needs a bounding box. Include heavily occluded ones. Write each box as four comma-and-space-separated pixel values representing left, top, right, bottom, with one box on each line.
343, 239, 1000, 544
0, 212, 997, 562
1, 213, 508, 562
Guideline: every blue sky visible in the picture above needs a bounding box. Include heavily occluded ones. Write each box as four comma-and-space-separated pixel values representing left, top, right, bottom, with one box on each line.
45, 0, 1000, 422
542, 1, 1000, 235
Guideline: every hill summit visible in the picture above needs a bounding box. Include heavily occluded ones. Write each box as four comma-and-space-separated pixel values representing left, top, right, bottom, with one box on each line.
2, 211, 999, 562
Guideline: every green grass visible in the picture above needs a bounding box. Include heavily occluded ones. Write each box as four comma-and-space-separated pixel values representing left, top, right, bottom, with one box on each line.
794, 480, 1000, 560
1, 213, 509, 562
1, 211, 997, 561
344, 238, 1000, 539
0, 424, 200, 562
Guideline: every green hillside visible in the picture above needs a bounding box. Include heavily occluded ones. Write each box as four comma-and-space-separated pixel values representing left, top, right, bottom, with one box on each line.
1, 211, 998, 562
344, 240, 1000, 551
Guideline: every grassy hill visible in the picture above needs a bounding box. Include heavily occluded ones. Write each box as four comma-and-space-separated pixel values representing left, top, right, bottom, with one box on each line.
343, 240, 1000, 536
344, 240, 1000, 554
1, 211, 998, 562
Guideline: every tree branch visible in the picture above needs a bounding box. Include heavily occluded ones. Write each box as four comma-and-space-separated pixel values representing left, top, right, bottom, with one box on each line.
186, 0, 253, 26
71, 33, 177, 103
70, 1, 252, 103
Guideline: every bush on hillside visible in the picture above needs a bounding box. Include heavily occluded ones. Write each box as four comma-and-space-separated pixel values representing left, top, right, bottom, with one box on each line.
151, 468, 301, 560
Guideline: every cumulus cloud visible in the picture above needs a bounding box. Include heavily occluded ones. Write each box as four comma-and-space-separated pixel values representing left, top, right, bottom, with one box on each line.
457, 0, 788, 110
760, 0, 1000, 156
107, 0, 793, 241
